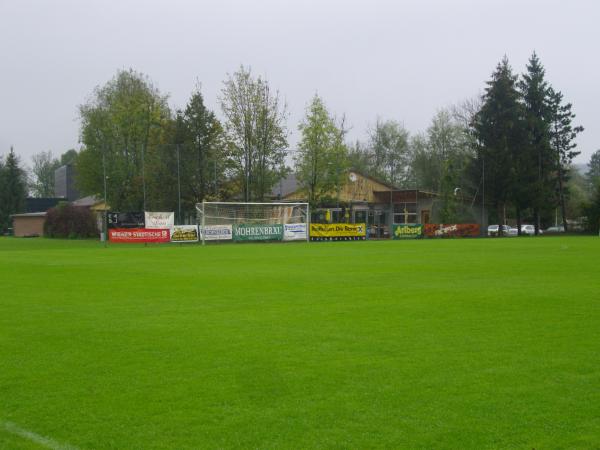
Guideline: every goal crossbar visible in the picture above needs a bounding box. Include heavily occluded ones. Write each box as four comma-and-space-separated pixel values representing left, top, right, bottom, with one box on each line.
196, 201, 310, 245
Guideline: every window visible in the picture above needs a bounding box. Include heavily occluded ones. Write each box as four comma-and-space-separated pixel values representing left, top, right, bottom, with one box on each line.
393, 202, 417, 224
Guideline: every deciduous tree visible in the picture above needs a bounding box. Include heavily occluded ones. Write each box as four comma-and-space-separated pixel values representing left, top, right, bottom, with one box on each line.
30, 150, 60, 197
295, 95, 348, 205
219, 66, 288, 201
368, 119, 411, 187
77, 69, 170, 211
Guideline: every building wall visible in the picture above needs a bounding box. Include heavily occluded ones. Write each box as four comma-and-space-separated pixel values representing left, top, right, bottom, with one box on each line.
13, 216, 46, 237
284, 171, 391, 203
339, 173, 391, 203
54, 164, 80, 200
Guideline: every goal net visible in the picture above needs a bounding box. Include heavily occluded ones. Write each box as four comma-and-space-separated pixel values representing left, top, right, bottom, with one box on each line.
196, 201, 310, 243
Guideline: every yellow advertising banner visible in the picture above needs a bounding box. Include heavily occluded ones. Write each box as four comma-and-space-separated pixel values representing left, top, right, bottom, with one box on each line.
310, 223, 366, 241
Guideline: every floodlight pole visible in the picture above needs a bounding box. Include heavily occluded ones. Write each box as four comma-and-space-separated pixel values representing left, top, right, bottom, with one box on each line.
142, 142, 147, 211
102, 145, 108, 247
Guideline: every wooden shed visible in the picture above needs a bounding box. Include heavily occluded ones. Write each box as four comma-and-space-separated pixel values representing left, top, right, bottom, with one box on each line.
11, 212, 47, 237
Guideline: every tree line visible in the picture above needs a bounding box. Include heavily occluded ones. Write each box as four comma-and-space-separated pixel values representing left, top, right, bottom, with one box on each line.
3, 54, 600, 233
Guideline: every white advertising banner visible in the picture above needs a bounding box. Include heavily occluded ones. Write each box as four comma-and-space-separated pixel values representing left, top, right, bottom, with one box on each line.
170, 225, 199, 243
200, 225, 233, 241
283, 223, 307, 241
145, 212, 175, 229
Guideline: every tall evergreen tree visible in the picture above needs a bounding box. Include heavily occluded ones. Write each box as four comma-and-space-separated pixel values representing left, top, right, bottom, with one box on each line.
587, 149, 600, 191
183, 88, 224, 203
548, 88, 583, 231
472, 57, 524, 234
518, 52, 553, 234
0, 147, 28, 232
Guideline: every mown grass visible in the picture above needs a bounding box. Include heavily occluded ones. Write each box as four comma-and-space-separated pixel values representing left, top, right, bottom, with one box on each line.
1, 236, 599, 449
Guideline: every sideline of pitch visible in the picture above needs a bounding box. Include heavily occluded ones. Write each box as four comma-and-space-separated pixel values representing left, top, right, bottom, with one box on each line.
1, 420, 80, 450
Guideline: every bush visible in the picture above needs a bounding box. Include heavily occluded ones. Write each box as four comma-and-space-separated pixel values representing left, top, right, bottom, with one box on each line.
44, 202, 98, 239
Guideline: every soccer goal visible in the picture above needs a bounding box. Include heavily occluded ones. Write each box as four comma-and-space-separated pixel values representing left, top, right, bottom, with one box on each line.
196, 201, 310, 244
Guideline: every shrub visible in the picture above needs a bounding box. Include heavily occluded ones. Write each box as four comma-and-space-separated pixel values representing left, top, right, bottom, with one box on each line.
44, 202, 98, 238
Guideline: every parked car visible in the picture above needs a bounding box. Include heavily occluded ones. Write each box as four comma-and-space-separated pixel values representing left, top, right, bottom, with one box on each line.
507, 227, 518, 237
520, 224, 542, 236
487, 224, 512, 236
545, 225, 565, 233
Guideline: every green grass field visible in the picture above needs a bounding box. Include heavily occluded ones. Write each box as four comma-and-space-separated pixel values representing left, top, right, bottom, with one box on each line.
1, 237, 599, 449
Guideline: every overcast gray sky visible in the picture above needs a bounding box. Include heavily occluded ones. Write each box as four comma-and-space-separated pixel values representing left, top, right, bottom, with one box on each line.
1, 0, 598, 167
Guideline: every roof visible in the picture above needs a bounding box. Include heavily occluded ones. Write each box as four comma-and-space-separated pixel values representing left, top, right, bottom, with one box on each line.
11, 212, 47, 218
71, 195, 102, 207
348, 169, 397, 190
278, 170, 396, 196
25, 197, 63, 213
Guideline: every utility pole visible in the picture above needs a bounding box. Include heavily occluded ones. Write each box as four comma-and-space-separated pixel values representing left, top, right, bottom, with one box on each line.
481, 155, 485, 232
176, 143, 181, 225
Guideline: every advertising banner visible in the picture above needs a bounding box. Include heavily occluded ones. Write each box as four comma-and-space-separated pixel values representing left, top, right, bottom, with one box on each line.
170, 225, 199, 243
200, 225, 233, 241
145, 212, 174, 229
233, 224, 283, 241
107, 212, 145, 229
283, 223, 307, 241
108, 228, 170, 243
424, 223, 480, 238
392, 224, 423, 239
309, 223, 366, 241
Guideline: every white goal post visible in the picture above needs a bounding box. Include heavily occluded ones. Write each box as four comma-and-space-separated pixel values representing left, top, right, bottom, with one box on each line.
196, 201, 310, 244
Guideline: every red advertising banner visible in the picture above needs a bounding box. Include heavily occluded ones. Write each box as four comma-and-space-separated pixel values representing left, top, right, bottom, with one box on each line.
424, 224, 480, 238
108, 228, 171, 243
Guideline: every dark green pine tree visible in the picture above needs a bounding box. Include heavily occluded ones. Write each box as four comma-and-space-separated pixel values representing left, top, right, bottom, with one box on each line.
518, 52, 553, 234
548, 88, 583, 232
183, 88, 223, 204
473, 56, 525, 235
0, 147, 28, 232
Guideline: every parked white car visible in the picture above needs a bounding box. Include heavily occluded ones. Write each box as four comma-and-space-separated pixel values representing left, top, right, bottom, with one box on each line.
545, 225, 565, 233
487, 225, 512, 236
520, 224, 542, 236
